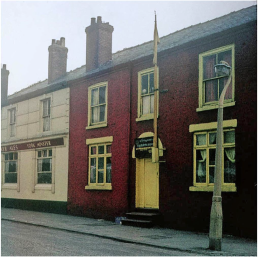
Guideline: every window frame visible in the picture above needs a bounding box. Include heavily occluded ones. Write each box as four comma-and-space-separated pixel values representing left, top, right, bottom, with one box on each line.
41, 98, 51, 132
86, 82, 108, 130
36, 148, 53, 185
189, 120, 237, 192
8, 107, 16, 137
197, 44, 235, 112
3, 152, 18, 184
136, 67, 159, 122
85, 136, 113, 190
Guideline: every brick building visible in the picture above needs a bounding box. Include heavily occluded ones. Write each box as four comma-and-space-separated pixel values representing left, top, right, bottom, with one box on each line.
67, 7, 256, 238
2, 6, 256, 238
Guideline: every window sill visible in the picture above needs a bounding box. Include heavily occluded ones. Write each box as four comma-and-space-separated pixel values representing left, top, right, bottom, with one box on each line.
189, 185, 237, 192
2, 184, 18, 190
136, 114, 155, 122
196, 101, 235, 112
85, 184, 112, 191
86, 123, 107, 130
35, 184, 52, 190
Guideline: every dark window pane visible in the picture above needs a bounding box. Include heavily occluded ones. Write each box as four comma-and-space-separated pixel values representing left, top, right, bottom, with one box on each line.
98, 157, 104, 170
91, 146, 96, 155
98, 145, 104, 154
42, 158, 52, 172
106, 157, 112, 183
209, 167, 215, 184
43, 150, 47, 157
99, 105, 105, 122
14, 153, 18, 160
38, 173, 52, 184
98, 170, 104, 183
141, 75, 149, 95
205, 80, 218, 102
49, 150, 52, 157
5, 173, 17, 183
196, 150, 206, 183
106, 145, 111, 154
99, 87, 106, 104
218, 50, 232, 67
90, 158, 96, 183
203, 55, 216, 79
149, 73, 154, 93
209, 149, 216, 166
9, 153, 13, 160
5, 154, 8, 161
209, 133, 216, 145
224, 151, 236, 183
224, 131, 235, 144
8, 161, 17, 173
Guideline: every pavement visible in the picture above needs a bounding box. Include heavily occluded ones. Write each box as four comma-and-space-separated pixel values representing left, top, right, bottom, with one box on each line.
1, 207, 257, 256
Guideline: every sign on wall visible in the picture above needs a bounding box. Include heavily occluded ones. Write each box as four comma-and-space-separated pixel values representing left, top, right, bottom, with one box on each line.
135, 137, 153, 158
1, 138, 64, 152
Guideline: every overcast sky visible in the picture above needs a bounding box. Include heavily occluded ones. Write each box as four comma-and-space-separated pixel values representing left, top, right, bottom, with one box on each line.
1, 0, 256, 95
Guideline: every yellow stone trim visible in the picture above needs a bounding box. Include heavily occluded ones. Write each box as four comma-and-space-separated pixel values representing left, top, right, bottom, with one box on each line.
85, 184, 112, 190
86, 123, 107, 130
189, 185, 237, 192
189, 119, 237, 133
86, 136, 113, 145
196, 101, 236, 112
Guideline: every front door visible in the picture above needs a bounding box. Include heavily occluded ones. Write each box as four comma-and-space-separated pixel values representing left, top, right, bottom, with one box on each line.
136, 158, 159, 209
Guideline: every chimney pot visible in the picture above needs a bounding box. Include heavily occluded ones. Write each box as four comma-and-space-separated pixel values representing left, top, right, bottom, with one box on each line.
97, 16, 102, 23
91, 17, 96, 24
1, 64, 10, 106
48, 37, 68, 84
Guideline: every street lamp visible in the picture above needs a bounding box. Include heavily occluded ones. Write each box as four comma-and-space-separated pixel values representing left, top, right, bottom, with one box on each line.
209, 61, 232, 251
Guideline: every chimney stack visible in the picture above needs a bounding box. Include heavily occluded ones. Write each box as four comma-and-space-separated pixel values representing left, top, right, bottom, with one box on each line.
48, 37, 68, 84
1, 64, 9, 106
85, 16, 114, 72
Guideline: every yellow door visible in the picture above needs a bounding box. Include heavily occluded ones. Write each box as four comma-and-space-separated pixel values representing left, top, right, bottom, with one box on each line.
136, 158, 159, 209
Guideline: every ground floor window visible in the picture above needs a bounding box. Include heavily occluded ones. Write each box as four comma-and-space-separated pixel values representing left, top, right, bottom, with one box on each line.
4, 152, 18, 183
193, 129, 236, 187
37, 149, 52, 184
85, 136, 113, 190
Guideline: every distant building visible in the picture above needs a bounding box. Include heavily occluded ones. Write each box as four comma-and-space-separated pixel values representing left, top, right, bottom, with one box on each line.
1, 38, 70, 213
2, 6, 256, 238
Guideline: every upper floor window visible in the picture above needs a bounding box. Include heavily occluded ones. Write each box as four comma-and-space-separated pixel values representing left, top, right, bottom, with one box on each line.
3, 152, 18, 183
9, 108, 16, 137
137, 68, 159, 121
37, 149, 52, 184
197, 45, 235, 112
42, 99, 51, 132
87, 82, 107, 129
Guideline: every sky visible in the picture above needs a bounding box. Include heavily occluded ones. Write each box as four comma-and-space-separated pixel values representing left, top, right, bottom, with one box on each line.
1, 0, 256, 95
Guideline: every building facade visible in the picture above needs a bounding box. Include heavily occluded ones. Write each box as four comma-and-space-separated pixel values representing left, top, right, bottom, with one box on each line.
1, 38, 70, 213
67, 7, 257, 238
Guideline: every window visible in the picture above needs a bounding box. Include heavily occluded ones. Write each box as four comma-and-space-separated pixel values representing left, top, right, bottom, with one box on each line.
190, 129, 236, 192
4, 152, 18, 183
87, 82, 107, 129
86, 136, 113, 190
42, 99, 51, 131
197, 45, 235, 111
9, 108, 16, 137
137, 68, 159, 121
37, 149, 52, 184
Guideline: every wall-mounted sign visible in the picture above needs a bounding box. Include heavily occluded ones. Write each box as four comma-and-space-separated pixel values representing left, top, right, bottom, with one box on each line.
1, 137, 64, 152
135, 137, 153, 149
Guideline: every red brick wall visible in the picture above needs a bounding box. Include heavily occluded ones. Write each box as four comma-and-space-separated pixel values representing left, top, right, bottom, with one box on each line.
68, 67, 131, 219
129, 24, 256, 238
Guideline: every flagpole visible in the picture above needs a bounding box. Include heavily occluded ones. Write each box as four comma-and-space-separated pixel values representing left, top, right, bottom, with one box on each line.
153, 12, 159, 161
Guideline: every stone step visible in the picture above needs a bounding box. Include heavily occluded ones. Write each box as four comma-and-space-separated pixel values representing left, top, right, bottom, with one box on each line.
126, 212, 160, 221
121, 218, 154, 228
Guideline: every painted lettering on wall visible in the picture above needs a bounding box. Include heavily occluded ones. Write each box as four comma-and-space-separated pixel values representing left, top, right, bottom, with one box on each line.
1, 138, 64, 152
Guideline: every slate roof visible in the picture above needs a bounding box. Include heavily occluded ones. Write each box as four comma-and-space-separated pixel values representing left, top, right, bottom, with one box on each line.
8, 5, 257, 100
